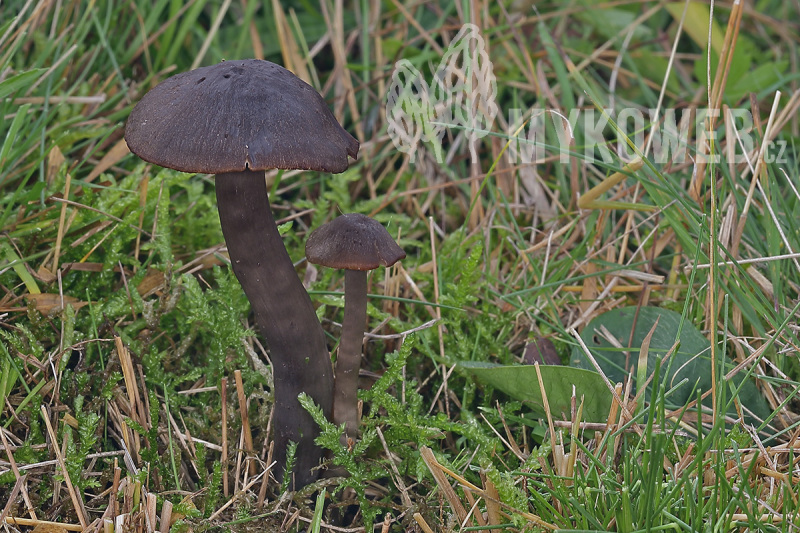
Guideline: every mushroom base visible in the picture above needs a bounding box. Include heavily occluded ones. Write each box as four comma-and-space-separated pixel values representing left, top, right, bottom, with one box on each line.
215, 170, 333, 489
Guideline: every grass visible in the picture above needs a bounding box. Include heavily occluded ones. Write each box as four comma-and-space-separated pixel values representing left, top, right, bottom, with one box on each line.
1, 0, 800, 531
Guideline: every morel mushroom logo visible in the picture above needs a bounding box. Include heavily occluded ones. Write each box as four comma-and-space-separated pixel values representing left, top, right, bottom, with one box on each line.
386, 23, 498, 164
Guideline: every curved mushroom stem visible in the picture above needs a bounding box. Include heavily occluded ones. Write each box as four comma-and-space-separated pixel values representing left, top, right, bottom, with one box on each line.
215, 170, 333, 489
335, 269, 368, 441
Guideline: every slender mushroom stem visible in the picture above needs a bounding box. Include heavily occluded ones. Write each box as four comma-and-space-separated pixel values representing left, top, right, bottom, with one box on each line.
215, 170, 333, 489
335, 269, 368, 440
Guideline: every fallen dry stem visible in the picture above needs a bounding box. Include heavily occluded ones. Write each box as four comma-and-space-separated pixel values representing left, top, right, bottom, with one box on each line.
420, 445, 557, 530
234, 369, 256, 477
40, 405, 89, 529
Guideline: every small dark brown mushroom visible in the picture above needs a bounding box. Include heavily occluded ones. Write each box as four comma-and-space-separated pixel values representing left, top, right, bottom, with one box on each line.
306, 213, 405, 441
125, 59, 359, 489
523, 338, 561, 365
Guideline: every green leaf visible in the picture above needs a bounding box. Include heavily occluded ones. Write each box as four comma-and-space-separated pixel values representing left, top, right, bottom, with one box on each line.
459, 361, 613, 422
570, 306, 771, 425
0, 69, 46, 100
0, 103, 32, 175
311, 488, 326, 533
727, 60, 790, 100
276, 220, 292, 236
665, 2, 725, 56
575, 8, 652, 42
1, 242, 40, 294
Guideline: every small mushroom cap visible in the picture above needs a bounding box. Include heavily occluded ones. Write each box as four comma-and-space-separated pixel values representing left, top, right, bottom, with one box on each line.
306, 213, 405, 271
125, 59, 359, 174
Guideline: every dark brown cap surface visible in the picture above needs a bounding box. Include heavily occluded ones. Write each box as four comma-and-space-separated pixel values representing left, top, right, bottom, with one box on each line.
306, 213, 405, 271
522, 338, 561, 365
125, 59, 359, 174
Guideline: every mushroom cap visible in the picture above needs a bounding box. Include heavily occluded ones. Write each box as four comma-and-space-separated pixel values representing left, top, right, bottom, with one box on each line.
306, 213, 405, 271
125, 59, 359, 174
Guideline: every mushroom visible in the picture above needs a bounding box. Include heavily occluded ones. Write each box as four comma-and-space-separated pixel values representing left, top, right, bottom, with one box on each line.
305, 213, 405, 441
125, 59, 359, 488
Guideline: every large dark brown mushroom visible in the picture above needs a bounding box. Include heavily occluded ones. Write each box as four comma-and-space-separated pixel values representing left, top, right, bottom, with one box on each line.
305, 213, 405, 441
125, 59, 359, 488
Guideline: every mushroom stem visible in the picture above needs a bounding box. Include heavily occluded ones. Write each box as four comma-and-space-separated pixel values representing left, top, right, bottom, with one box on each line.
335, 269, 368, 440
215, 170, 333, 489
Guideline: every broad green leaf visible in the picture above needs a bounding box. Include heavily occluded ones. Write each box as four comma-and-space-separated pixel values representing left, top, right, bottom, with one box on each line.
459, 361, 613, 422
570, 306, 771, 425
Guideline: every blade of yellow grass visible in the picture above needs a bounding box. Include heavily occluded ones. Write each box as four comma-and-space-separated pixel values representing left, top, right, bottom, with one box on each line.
689, 0, 743, 201
577, 158, 647, 210
241, 0, 264, 59
207, 469, 265, 521
116, 337, 142, 426
40, 406, 89, 529
387, 0, 443, 54
144, 491, 157, 533
481, 473, 503, 530
159, 499, 173, 533
86, 138, 131, 183
427, 217, 447, 400
566, 394, 584, 482
729, 514, 786, 525
733, 91, 782, 252
533, 362, 557, 453
664, 2, 725, 57
51, 156, 72, 273
419, 447, 469, 526
3, 518, 82, 531
319, 0, 363, 140
50, 197, 152, 238
413, 513, 436, 533
376, 427, 413, 508
420, 446, 558, 530
600, 382, 623, 462
46, 143, 65, 185
110, 460, 121, 522
191, 0, 232, 70
26, 45, 77, 95
645, 0, 689, 159
462, 488, 487, 527
570, 328, 641, 436
234, 370, 256, 477
271, 0, 310, 84
24, 294, 88, 315
634, 318, 658, 409
115, 336, 142, 463
0, 430, 37, 520
579, 261, 599, 315
221, 377, 229, 498
710, 0, 743, 110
